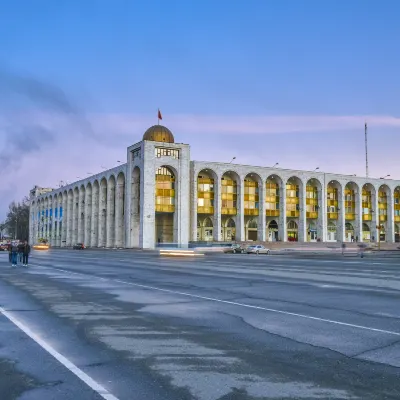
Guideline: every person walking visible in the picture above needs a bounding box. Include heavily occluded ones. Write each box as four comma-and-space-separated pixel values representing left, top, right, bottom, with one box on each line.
11, 242, 18, 267
17, 242, 24, 263
8, 242, 12, 263
22, 240, 31, 267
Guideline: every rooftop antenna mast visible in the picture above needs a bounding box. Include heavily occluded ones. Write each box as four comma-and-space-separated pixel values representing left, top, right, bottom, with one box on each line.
365, 121, 369, 178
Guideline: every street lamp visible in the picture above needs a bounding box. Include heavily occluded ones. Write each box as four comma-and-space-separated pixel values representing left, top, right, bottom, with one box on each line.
313, 167, 320, 172
272, 162, 279, 168
229, 157, 236, 164
380, 174, 390, 179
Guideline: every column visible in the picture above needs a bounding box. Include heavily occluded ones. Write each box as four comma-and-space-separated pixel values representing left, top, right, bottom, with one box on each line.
258, 179, 266, 241
115, 181, 125, 248
61, 195, 68, 247
387, 188, 395, 243
91, 184, 99, 247
106, 182, 115, 247
190, 171, 198, 242
298, 183, 307, 242
337, 186, 345, 242
85, 187, 92, 246
354, 188, 362, 242
236, 177, 245, 241
319, 179, 327, 242
51, 198, 56, 246
279, 182, 286, 242
55, 198, 61, 246
371, 187, 379, 243
99, 183, 107, 247
213, 174, 222, 241
78, 190, 84, 243
66, 193, 73, 246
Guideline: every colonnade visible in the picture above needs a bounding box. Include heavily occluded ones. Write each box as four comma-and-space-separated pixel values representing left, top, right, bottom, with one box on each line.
192, 167, 400, 244
30, 173, 126, 248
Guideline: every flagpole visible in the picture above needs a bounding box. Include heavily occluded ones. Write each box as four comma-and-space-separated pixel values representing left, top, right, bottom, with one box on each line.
158, 108, 159, 125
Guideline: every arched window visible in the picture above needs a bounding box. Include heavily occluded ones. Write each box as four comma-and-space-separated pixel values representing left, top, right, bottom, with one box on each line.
345, 223, 354, 231
226, 218, 236, 228
287, 220, 298, 230
269, 220, 278, 230
362, 223, 370, 231
328, 222, 336, 232
155, 166, 175, 213
204, 217, 213, 227
248, 219, 257, 229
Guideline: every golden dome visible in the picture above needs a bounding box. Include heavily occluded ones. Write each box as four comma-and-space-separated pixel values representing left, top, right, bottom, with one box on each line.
143, 125, 175, 143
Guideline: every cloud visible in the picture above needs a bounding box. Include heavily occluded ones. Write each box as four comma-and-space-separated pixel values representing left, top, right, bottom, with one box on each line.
90, 113, 400, 136
1, 110, 400, 221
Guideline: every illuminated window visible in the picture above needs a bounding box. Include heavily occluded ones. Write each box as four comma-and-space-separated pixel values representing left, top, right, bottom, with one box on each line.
221, 177, 237, 215
155, 148, 179, 159
155, 167, 175, 212
197, 174, 214, 214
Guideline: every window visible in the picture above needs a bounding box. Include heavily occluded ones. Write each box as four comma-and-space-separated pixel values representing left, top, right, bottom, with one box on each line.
155, 148, 179, 159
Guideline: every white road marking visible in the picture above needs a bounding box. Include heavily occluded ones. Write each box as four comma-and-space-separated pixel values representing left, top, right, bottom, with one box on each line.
38, 266, 400, 338
0, 306, 120, 400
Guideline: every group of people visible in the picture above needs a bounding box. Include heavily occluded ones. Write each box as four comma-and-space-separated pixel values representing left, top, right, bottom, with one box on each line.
8, 241, 31, 267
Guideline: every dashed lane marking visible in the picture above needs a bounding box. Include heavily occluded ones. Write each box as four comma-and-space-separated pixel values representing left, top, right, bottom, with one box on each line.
0, 306, 120, 400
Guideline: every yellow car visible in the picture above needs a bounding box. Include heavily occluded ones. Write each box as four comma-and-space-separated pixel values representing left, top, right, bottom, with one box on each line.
32, 243, 50, 250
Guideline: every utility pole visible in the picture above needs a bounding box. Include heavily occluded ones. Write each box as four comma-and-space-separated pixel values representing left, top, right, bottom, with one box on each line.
365, 122, 369, 178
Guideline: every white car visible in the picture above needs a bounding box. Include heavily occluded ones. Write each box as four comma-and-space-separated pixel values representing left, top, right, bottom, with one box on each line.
246, 245, 270, 255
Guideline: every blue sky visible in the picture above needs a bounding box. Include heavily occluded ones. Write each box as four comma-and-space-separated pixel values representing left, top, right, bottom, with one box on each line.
1, 0, 400, 216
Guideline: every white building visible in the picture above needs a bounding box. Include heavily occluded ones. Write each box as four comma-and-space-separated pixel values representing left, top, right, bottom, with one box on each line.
29, 125, 400, 248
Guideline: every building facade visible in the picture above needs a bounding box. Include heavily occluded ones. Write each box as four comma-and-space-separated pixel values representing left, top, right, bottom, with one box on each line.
29, 125, 400, 248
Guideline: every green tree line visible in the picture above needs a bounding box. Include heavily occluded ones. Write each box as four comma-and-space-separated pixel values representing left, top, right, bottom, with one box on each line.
0, 197, 30, 241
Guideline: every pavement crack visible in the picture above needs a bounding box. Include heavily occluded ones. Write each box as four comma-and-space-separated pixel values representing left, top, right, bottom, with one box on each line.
351, 340, 400, 358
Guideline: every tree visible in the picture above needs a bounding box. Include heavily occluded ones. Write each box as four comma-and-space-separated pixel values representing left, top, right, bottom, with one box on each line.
0, 222, 6, 240
4, 197, 30, 240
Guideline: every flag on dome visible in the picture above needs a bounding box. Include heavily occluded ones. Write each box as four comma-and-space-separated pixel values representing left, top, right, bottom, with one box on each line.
158, 109, 162, 120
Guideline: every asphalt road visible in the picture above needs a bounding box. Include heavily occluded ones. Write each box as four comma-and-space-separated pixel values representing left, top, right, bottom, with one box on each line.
0, 249, 399, 400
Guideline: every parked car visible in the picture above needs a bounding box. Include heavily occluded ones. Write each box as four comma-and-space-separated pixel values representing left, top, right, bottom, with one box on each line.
223, 243, 245, 254
246, 245, 270, 255
73, 243, 85, 250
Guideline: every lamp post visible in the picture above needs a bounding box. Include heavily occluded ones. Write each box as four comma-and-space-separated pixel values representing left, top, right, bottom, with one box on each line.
272, 162, 279, 168
380, 174, 390, 179
229, 157, 236, 164
313, 167, 320, 172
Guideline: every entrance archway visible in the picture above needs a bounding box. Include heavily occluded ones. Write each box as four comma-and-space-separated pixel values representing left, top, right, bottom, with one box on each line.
287, 220, 298, 242
379, 225, 386, 242
155, 166, 175, 244
246, 219, 258, 241
345, 222, 354, 242
362, 223, 370, 242
198, 217, 213, 241
223, 218, 236, 241
327, 222, 337, 242
267, 220, 278, 242
308, 222, 317, 242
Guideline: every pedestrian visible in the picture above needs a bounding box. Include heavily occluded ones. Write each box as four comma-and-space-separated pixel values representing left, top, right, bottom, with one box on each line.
11, 242, 18, 267
8, 242, 12, 263
22, 240, 31, 267
17, 242, 24, 263
341, 242, 346, 256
